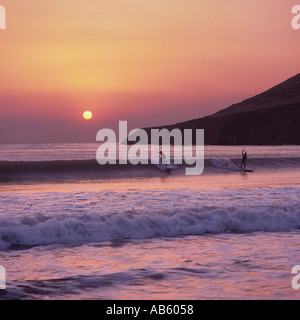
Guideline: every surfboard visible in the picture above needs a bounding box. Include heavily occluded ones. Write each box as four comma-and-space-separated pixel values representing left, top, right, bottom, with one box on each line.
155, 160, 178, 172
240, 169, 254, 173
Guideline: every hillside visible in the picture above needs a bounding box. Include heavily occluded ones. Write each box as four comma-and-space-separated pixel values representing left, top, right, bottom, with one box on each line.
142, 74, 300, 145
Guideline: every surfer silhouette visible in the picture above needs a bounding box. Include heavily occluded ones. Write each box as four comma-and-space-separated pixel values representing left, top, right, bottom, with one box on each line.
159, 151, 167, 166
241, 149, 248, 169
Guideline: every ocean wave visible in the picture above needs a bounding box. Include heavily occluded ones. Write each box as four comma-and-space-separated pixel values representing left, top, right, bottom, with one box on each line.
1, 204, 300, 249
0, 157, 300, 182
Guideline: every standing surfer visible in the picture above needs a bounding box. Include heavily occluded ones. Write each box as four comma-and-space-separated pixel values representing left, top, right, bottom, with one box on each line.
241, 149, 248, 170
159, 151, 167, 166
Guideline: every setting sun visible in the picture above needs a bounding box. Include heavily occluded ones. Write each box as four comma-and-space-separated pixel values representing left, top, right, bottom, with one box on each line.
83, 111, 93, 120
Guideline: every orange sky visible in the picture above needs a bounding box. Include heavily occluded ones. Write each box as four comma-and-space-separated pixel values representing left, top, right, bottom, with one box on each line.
0, 0, 299, 143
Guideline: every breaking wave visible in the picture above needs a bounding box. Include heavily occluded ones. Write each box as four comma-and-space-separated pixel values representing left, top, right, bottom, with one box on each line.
0, 157, 299, 182
1, 204, 300, 249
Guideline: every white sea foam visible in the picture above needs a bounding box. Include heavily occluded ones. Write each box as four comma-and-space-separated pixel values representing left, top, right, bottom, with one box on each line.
0, 196, 300, 248
1, 168, 300, 249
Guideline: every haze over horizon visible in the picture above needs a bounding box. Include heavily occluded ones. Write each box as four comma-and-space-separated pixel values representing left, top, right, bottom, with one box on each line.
0, 0, 299, 144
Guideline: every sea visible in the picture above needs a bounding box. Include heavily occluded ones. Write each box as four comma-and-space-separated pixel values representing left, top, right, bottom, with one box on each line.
0, 144, 300, 300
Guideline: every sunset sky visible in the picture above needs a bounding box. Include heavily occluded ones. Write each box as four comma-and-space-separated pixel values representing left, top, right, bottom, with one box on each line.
0, 0, 299, 143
